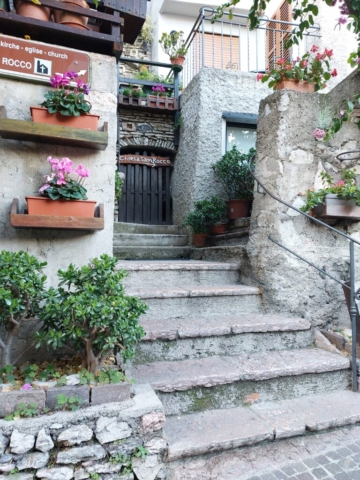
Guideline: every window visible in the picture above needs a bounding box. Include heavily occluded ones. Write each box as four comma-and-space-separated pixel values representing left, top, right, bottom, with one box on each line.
226, 122, 257, 153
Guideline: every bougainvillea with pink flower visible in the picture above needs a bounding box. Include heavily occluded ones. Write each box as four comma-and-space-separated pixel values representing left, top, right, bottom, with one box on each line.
39, 156, 90, 201
40, 71, 91, 117
257, 46, 336, 92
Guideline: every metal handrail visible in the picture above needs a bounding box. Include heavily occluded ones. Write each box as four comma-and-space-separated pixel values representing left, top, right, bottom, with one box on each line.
248, 155, 359, 392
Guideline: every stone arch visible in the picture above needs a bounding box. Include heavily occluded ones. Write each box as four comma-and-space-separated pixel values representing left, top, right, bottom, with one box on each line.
119, 135, 176, 153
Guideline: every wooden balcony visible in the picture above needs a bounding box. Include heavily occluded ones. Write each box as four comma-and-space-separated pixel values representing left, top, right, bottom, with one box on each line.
0, 0, 147, 58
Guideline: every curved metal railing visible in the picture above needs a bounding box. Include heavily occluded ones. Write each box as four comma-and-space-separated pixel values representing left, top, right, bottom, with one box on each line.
248, 155, 359, 392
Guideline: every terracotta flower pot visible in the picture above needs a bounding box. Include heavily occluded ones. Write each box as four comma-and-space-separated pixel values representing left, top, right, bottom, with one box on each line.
193, 233, 207, 248
210, 222, 227, 236
170, 56, 185, 67
60, 21, 90, 30
14, 0, 51, 20
53, 0, 90, 28
226, 199, 251, 220
30, 106, 99, 131
26, 196, 96, 217
275, 79, 315, 93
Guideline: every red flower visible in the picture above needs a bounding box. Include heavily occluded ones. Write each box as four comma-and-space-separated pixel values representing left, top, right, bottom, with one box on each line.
331, 68, 338, 77
310, 45, 319, 53
301, 60, 308, 67
285, 65, 292, 70
277, 58, 286, 65
256, 73, 264, 81
324, 48, 333, 58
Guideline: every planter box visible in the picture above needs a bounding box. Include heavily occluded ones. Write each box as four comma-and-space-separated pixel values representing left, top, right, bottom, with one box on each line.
46, 385, 90, 410
312, 194, 360, 220
275, 79, 315, 93
119, 95, 146, 107
119, 94, 178, 111
26, 196, 97, 218
30, 106, 100, 131
0, 389, 45, 418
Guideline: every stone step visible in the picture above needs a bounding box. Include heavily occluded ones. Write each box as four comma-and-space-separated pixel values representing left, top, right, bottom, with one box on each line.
190, 245, 248, 264
164, 390, 360, 462
134, 314, 313, 363
117, 260, 241, 289
113, 234, 189, 247
227, 217, 251, 231
207, 231, 249, 247
127, 285, 263, 319
132, 349, 350, 415
113, 246, 192, 260
114, 222, 181, 235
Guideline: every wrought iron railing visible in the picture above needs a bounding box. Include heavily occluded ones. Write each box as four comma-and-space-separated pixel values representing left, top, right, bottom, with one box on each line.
248, 155, 359, 392
182, 7, 321, 88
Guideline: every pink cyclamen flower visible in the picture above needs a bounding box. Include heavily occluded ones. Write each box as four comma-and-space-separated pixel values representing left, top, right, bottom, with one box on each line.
21, 383, 32, 390
356, 58, 360, 65
256, 73, 264, 81
56, 172, 67, 186
47, 156, 60, 172
66, 70, 79, 79
39, 184, 50, 194
339, 16, 347, 24
331, 68, 338, 77
312, 128, 326, 140
75, 164, 90, 178
49, 74, 63, 88
59, 157, 73, 174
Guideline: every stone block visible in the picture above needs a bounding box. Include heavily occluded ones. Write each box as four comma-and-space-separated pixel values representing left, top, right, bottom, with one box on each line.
141, 412, 166, 433
0, 464, 13, 473
0, 390, 45, 418
57, 445, 106, 464
35, 428, 54, 452
95, 417, 132, 444
10, 429, 35, 454
132, 455, 162, 480
0, 474, 33, 480
0, 434, 8, 454
45, 386, 89, 410
91, 382, 131, 406
17, 452, 49, 470
36, 466, 74, 480
74, 468, 89, 479
57, 425, 93, 446
106, 436, 143, 457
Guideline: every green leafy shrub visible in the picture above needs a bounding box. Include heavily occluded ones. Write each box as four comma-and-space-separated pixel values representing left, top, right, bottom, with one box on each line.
36, 254, 147, 374
195, 196, 227, 226
182, 208, 209, 234
0, 251, 47, 368
212, 147, 256, 200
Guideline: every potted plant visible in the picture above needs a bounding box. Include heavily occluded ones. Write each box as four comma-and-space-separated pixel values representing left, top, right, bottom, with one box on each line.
194, 196, 228, 235
36, 254, 147, 374
120, 86, 147, 106
212, 147, 256, 220
14, 0, 51, 21
159, 30, 188, 71
182, 206, 209, 247
300, 169, 360, 219
31, 71, 99, 130
53, 0, 91, 29
26, 156, 96, 217
257, 46, 337, 93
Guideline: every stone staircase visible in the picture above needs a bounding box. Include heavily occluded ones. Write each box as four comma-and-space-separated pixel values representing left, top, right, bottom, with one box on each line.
116, 257, 358, 479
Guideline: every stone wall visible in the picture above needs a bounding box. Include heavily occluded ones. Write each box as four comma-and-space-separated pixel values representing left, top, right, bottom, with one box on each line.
172, 68, 270, 225
0, 384, 167, 480
0, 50, 118, 286
120, 37, 151, 79
119, 110, 175, 153
247, 70, 360, 329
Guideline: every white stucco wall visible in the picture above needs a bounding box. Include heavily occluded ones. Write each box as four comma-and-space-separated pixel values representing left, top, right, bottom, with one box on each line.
0, 47, 118, 285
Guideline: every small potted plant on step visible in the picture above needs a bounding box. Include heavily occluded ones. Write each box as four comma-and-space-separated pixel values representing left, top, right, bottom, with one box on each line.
159, 30, 188, 71
26, 156, 97, 217
194, 196, 228, 235
182, 204, 209, 248
212, 147, 256, 220
31, 71, 99, 130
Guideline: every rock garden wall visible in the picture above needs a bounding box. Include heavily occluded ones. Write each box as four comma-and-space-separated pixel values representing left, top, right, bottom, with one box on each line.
247, 70, 360, 329
0, 384, 167, 480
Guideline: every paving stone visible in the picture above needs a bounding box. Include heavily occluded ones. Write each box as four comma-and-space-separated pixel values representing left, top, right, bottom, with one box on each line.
313, 455, 331, 465
304, 459, 319, 469
337, 447, 353, 457
337, 457, 357, 470
251, 402, 305, 439
333, 474, 353, 480
281, 466, 297, 476
281, 391, 360, 431
45, 386, 89, 410
229, 314, 310, 334
260, 474, 277, 480
323, 463, 343, 475
130, 285, 261, 300
292, 462, 308, 473
311, 467, 328, 479
295, 474, 315, 480
351, 452, 360, 463
348, 444, 360, 453
325, 451, 342, 461
270, 471, 288, 480
165, 406, 273, 460
91, 382, 131, 405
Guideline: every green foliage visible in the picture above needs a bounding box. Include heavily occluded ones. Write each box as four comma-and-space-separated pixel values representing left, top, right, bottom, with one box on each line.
196, 196, 227, 226
140, 17, 155, 43
97, 368, 126, 384
322, 94, 360, 141
36, 254, 147, 374
212, 147, 256, 201
56, 394, 83, 411
159, 31, 188, 59
90, 474, 100, 480
23, 364, 38, 384
0, 365, 15, 384
38, 364, 59, 381
4, 402, 39, 421
115, 170, 124, 200
300, 169, 360, 213
79, 368, 95, 385
121, 86, 146, 98
182, 208, 209, 234
41, 89, 91, 117
133, 445, 149, 459
134, 67, 173, 85
56, 375, 68, 387
0, 250, 47, 368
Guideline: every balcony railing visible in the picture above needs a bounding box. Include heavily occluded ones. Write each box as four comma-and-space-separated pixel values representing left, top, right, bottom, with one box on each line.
182, 7, 321, 88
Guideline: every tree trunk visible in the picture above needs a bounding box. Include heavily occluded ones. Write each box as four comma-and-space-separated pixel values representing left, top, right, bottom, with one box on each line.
0, 332, 14, 369
84, 338, 100, 374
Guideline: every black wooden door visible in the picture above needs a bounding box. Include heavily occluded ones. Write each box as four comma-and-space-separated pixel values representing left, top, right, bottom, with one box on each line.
118, 164, 173, 225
